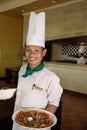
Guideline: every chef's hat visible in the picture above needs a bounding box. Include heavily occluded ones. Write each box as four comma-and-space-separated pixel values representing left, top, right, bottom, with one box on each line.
26, 11, 45, 48
78, 45, 85, 53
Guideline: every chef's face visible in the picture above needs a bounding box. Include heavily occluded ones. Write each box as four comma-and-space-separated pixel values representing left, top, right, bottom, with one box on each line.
78, 52, 83, 58
25, 45, 47, 69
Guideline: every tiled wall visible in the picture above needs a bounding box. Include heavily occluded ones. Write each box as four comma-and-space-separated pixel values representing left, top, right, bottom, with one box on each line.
62, 44, 87, 57
51, 43, 87, 62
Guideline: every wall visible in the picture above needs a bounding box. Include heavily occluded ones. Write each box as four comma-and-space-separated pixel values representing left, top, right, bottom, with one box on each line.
0, 14, 23, 77
45, 1, 87, 40
23, 1, 87, 44
45, 62, 87, 94
51, 44, 63, 61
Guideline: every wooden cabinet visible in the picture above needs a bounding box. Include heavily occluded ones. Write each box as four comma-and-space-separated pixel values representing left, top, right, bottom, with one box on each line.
5, 67, 19, 85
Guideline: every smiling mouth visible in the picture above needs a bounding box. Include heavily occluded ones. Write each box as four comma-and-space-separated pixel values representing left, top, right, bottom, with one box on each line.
29, 57, 37, 61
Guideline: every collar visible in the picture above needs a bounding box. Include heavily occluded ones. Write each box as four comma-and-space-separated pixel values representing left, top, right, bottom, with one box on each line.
22, 62, 44, 78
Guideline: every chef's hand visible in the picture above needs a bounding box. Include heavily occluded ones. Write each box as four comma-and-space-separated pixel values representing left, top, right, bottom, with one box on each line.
45, 104, 57, 114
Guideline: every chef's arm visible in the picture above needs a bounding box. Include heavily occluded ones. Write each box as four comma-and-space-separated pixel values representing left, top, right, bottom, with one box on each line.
45, 104, 57, 114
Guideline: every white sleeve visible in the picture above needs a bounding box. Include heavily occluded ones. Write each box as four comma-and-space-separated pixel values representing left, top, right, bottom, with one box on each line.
47, 76, 63, 107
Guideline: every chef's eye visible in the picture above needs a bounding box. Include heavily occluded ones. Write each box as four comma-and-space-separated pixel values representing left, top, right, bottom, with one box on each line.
35, 49, 39, 52
35, 49, 41, 53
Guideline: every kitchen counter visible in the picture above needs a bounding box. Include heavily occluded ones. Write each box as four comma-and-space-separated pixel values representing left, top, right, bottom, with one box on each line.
45, 61, 87, 94
56, 60, 77, 64
56, 60, 87, 64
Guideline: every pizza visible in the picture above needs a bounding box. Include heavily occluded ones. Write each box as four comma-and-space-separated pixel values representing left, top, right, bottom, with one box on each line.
15, 109, 54, 128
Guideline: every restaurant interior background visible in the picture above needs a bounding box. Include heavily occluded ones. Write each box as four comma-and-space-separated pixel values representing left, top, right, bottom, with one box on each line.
0, 0, 87, 94
45, 37, 87, 63
22, 0, 87, 64
0, 1, 87, 130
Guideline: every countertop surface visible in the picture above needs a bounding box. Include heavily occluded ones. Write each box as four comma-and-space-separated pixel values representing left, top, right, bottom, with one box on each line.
45, 61, 87, 70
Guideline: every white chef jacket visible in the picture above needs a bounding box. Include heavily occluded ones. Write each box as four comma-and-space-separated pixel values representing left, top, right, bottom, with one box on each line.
77, 56, 85, 64
12, 64, 63, 130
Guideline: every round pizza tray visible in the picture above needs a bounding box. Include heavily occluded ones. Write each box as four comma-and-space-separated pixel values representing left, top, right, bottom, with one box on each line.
12, 108, 57, 129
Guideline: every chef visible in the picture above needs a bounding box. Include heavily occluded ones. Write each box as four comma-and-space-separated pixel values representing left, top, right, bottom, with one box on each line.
12, 11, 63, 130
77, 45, 86, 64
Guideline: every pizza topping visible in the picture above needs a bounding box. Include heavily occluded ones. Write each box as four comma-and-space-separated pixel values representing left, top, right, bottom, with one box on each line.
15, 110, 54, 128
27, 117, 33, 121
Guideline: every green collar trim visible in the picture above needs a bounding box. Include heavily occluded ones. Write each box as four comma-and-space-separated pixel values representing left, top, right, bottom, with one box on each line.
22, 62, 44, 78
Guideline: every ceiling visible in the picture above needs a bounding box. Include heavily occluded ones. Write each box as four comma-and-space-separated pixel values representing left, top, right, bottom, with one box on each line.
0, 0, 86, 18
